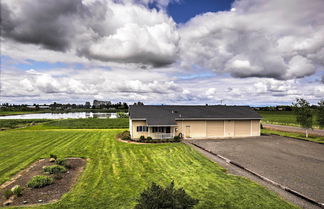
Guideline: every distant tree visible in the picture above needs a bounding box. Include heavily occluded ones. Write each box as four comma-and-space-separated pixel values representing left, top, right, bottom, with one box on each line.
134, 181, 198, 209
293, 98, 313, 137
317, 100, 324, 128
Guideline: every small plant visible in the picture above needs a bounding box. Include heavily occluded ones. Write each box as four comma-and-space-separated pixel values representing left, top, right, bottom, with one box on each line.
43, 165, 67, 174
134, 181, 199, 209
55, 158, 66, 165
139, 135, 146, 141
11, 185, 23, 197
3, 189, 13, 199
49, 154, 57, 160
27, 175, 54, 188
146, 136, 152, 141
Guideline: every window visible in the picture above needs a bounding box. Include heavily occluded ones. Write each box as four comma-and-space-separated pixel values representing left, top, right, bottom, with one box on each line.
152, 127, 165, 133
137, 126, 148, 132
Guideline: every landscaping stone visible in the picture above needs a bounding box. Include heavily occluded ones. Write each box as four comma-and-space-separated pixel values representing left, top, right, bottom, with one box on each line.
23, 201, 28, 204
3, 199, 13, 206
11, 185, 20, 192
49, 158, 56, 162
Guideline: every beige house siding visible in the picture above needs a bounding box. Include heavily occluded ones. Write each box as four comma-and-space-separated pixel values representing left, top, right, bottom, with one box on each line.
251, 120, 261, 136
131, 120, 148, 139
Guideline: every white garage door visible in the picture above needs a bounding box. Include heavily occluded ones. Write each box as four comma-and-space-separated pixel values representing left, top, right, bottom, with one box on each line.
207, 121, 224, 137
234, 120, 251, 136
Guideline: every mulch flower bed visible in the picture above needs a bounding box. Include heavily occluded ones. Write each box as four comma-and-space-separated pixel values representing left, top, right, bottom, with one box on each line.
0, 158, 86, 207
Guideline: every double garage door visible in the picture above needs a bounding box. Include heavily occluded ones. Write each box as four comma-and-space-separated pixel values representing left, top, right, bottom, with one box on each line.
184, 120, 259, 138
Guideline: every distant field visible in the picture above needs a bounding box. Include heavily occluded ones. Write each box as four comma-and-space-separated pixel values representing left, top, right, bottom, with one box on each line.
258, 111, 320, 128
0, 129, 297, 209
27, 118, 129, 129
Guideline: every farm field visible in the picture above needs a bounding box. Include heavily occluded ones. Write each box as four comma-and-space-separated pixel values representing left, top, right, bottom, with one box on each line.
0, 128, 297, 209
0, 118, 129, 130
258, 111, 320, 128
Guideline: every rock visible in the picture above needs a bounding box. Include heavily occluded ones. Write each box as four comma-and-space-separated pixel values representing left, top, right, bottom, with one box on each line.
23, 201, 28, 204
49, 158, 56, 162
3, 199, 13, 206
38, 200, 43, 203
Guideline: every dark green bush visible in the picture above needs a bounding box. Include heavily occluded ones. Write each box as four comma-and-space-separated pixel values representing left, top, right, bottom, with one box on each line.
50, 154, 57, 159
139, 135, 146, 141
3, 189, 13, 199
55, 158, 65, 165
134, 181, 199, 209
43, 165, 67, 174
146, 136, 152, 140
27, 175, 54, 188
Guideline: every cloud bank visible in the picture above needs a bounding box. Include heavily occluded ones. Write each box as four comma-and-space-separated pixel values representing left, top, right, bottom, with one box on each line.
1, 0, 179, 67
179, 0, 324, 79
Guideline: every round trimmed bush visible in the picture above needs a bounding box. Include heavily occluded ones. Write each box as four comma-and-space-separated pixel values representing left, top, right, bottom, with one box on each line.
27, 175, 53, 188
43, 165, 67, 174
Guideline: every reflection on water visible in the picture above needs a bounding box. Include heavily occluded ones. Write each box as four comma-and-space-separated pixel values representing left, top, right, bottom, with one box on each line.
0, 112, 119, 119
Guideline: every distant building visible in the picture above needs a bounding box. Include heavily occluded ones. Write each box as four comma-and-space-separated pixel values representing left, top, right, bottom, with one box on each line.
93, 100, 111, 108
26, 106, 37, 109
39, 105, 50, 109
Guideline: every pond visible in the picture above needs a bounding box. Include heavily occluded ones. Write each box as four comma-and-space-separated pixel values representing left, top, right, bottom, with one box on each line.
0, 112, 119, 119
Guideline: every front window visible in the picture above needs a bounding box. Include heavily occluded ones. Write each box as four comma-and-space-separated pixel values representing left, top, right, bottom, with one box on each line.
152, 127, 165, 133
137, 126, 148, 132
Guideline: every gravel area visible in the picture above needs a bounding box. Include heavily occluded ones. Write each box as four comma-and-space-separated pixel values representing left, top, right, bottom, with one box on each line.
189, 135, 324, 204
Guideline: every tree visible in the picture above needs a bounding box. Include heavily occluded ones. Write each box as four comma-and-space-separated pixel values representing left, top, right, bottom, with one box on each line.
317, 100, 324, 128
293, 98, 313, 137
134, 181, 199, 209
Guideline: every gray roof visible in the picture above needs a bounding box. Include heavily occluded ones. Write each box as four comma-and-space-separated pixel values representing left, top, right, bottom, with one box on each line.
129, 105, 262, 126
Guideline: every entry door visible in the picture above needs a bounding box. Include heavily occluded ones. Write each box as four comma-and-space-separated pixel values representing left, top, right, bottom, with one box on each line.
185, 126, 190, 138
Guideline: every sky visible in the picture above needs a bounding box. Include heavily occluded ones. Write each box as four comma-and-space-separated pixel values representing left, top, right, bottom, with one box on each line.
0, 0, 323, 106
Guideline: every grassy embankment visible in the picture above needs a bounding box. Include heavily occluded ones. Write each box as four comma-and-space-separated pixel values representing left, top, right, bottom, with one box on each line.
0, 124, 298, 208
261, 129, 324, 144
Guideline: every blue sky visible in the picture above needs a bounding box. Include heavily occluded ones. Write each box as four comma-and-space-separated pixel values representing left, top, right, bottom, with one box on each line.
1, 0, 323, 105
167, 0, 235, 23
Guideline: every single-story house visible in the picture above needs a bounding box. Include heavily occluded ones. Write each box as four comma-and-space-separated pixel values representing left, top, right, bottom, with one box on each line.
129, 105, 262, 140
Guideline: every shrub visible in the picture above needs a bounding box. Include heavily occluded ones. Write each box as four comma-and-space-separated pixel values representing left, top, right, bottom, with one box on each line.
139, 135, 146, 141
49, 154, 57, 160
43, 165, 67, 174
134, 181, 199, 209
119, 131, 131, 140
55, 158, 65, 165
27, 175, 54, 188
146, 136, 152, 141
260, 124, 264, 129
3, 189, 13, 199
11, 185, 23, 197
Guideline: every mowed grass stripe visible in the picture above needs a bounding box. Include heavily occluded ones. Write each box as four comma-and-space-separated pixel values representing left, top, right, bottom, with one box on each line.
0, 129, 298, 209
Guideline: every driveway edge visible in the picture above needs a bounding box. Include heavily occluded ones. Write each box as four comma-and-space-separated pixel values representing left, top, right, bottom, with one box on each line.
188, 141, 324, 209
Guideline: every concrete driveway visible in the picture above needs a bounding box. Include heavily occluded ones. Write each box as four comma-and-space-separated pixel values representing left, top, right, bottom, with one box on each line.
191, 135, 324, 203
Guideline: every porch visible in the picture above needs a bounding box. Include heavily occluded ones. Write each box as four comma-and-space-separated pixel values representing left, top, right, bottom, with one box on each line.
148, 126, 176, 139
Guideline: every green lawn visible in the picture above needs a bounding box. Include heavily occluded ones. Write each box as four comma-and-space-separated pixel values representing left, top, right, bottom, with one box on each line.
261, 129, 324, 144
0, 128, 297, 209
0, 111, 38, 116
258, 111, 321, 129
